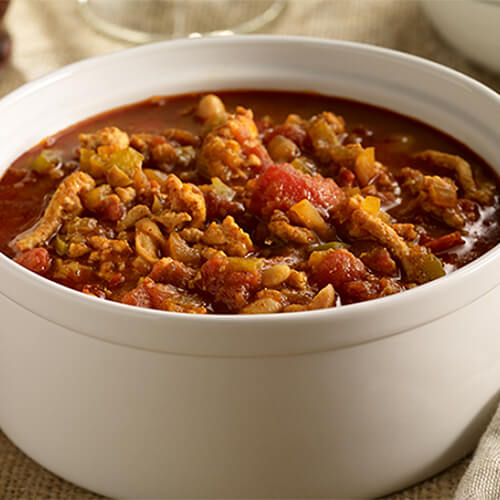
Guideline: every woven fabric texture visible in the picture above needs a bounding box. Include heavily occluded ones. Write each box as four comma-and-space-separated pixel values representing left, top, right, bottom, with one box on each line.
0, 1, 499, 499
454, 404, 500, 500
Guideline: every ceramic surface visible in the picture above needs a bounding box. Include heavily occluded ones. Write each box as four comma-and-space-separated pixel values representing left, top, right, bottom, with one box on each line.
422, 0, 500, 73
0, 36, 499, 498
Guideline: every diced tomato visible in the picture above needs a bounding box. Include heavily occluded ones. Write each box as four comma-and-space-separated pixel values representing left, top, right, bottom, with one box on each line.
342, 280, 381, 303
336, 167, 356, 188
122, 277, 177, 309
264, 124, 308, 148
149, 258, 196, 288
250, 163, 344, 216
310, 248, 366, 289
245, 143, 273, 170
342, 277, 402, 303
108, 272, 125, 288
14, 247, 51, 275
200, 255, 260, 312
360, 246, 397, 276
424, 231, 465, 253
122, 278, 153, 308
148, 282, 178, 309
122, 277, 205, 312
255, 119, 273, 133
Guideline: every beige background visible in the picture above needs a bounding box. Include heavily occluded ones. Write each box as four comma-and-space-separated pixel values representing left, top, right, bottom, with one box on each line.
0, 0, 499, 498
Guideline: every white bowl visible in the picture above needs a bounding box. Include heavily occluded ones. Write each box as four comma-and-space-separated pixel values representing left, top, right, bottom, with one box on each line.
0, 36, 500, 499
422, 0, 500, 73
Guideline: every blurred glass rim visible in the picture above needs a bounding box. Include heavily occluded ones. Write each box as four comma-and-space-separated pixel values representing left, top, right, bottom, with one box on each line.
0, 0, 10, 23
77, 0, 287, 44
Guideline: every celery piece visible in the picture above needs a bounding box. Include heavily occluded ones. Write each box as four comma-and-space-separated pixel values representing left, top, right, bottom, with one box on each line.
31, 149, 62, 174
54, 235, 68, 256
309, 241, 349, 253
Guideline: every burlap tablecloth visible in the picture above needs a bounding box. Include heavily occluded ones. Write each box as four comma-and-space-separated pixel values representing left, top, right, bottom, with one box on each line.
0, 1, 499, 498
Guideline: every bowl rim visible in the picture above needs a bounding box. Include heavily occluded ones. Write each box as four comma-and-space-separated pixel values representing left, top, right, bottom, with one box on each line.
1, 34, 500, 354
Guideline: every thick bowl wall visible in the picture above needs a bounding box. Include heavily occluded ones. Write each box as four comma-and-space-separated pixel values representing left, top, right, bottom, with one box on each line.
1, 290, 500, 498
0, 36, 500, 498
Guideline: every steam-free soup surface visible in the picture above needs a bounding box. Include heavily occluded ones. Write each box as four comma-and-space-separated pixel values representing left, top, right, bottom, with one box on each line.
1, 91, 499, 314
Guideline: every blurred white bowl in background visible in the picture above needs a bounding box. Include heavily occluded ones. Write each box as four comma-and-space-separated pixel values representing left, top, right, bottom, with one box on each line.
422, 0, 500, 73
